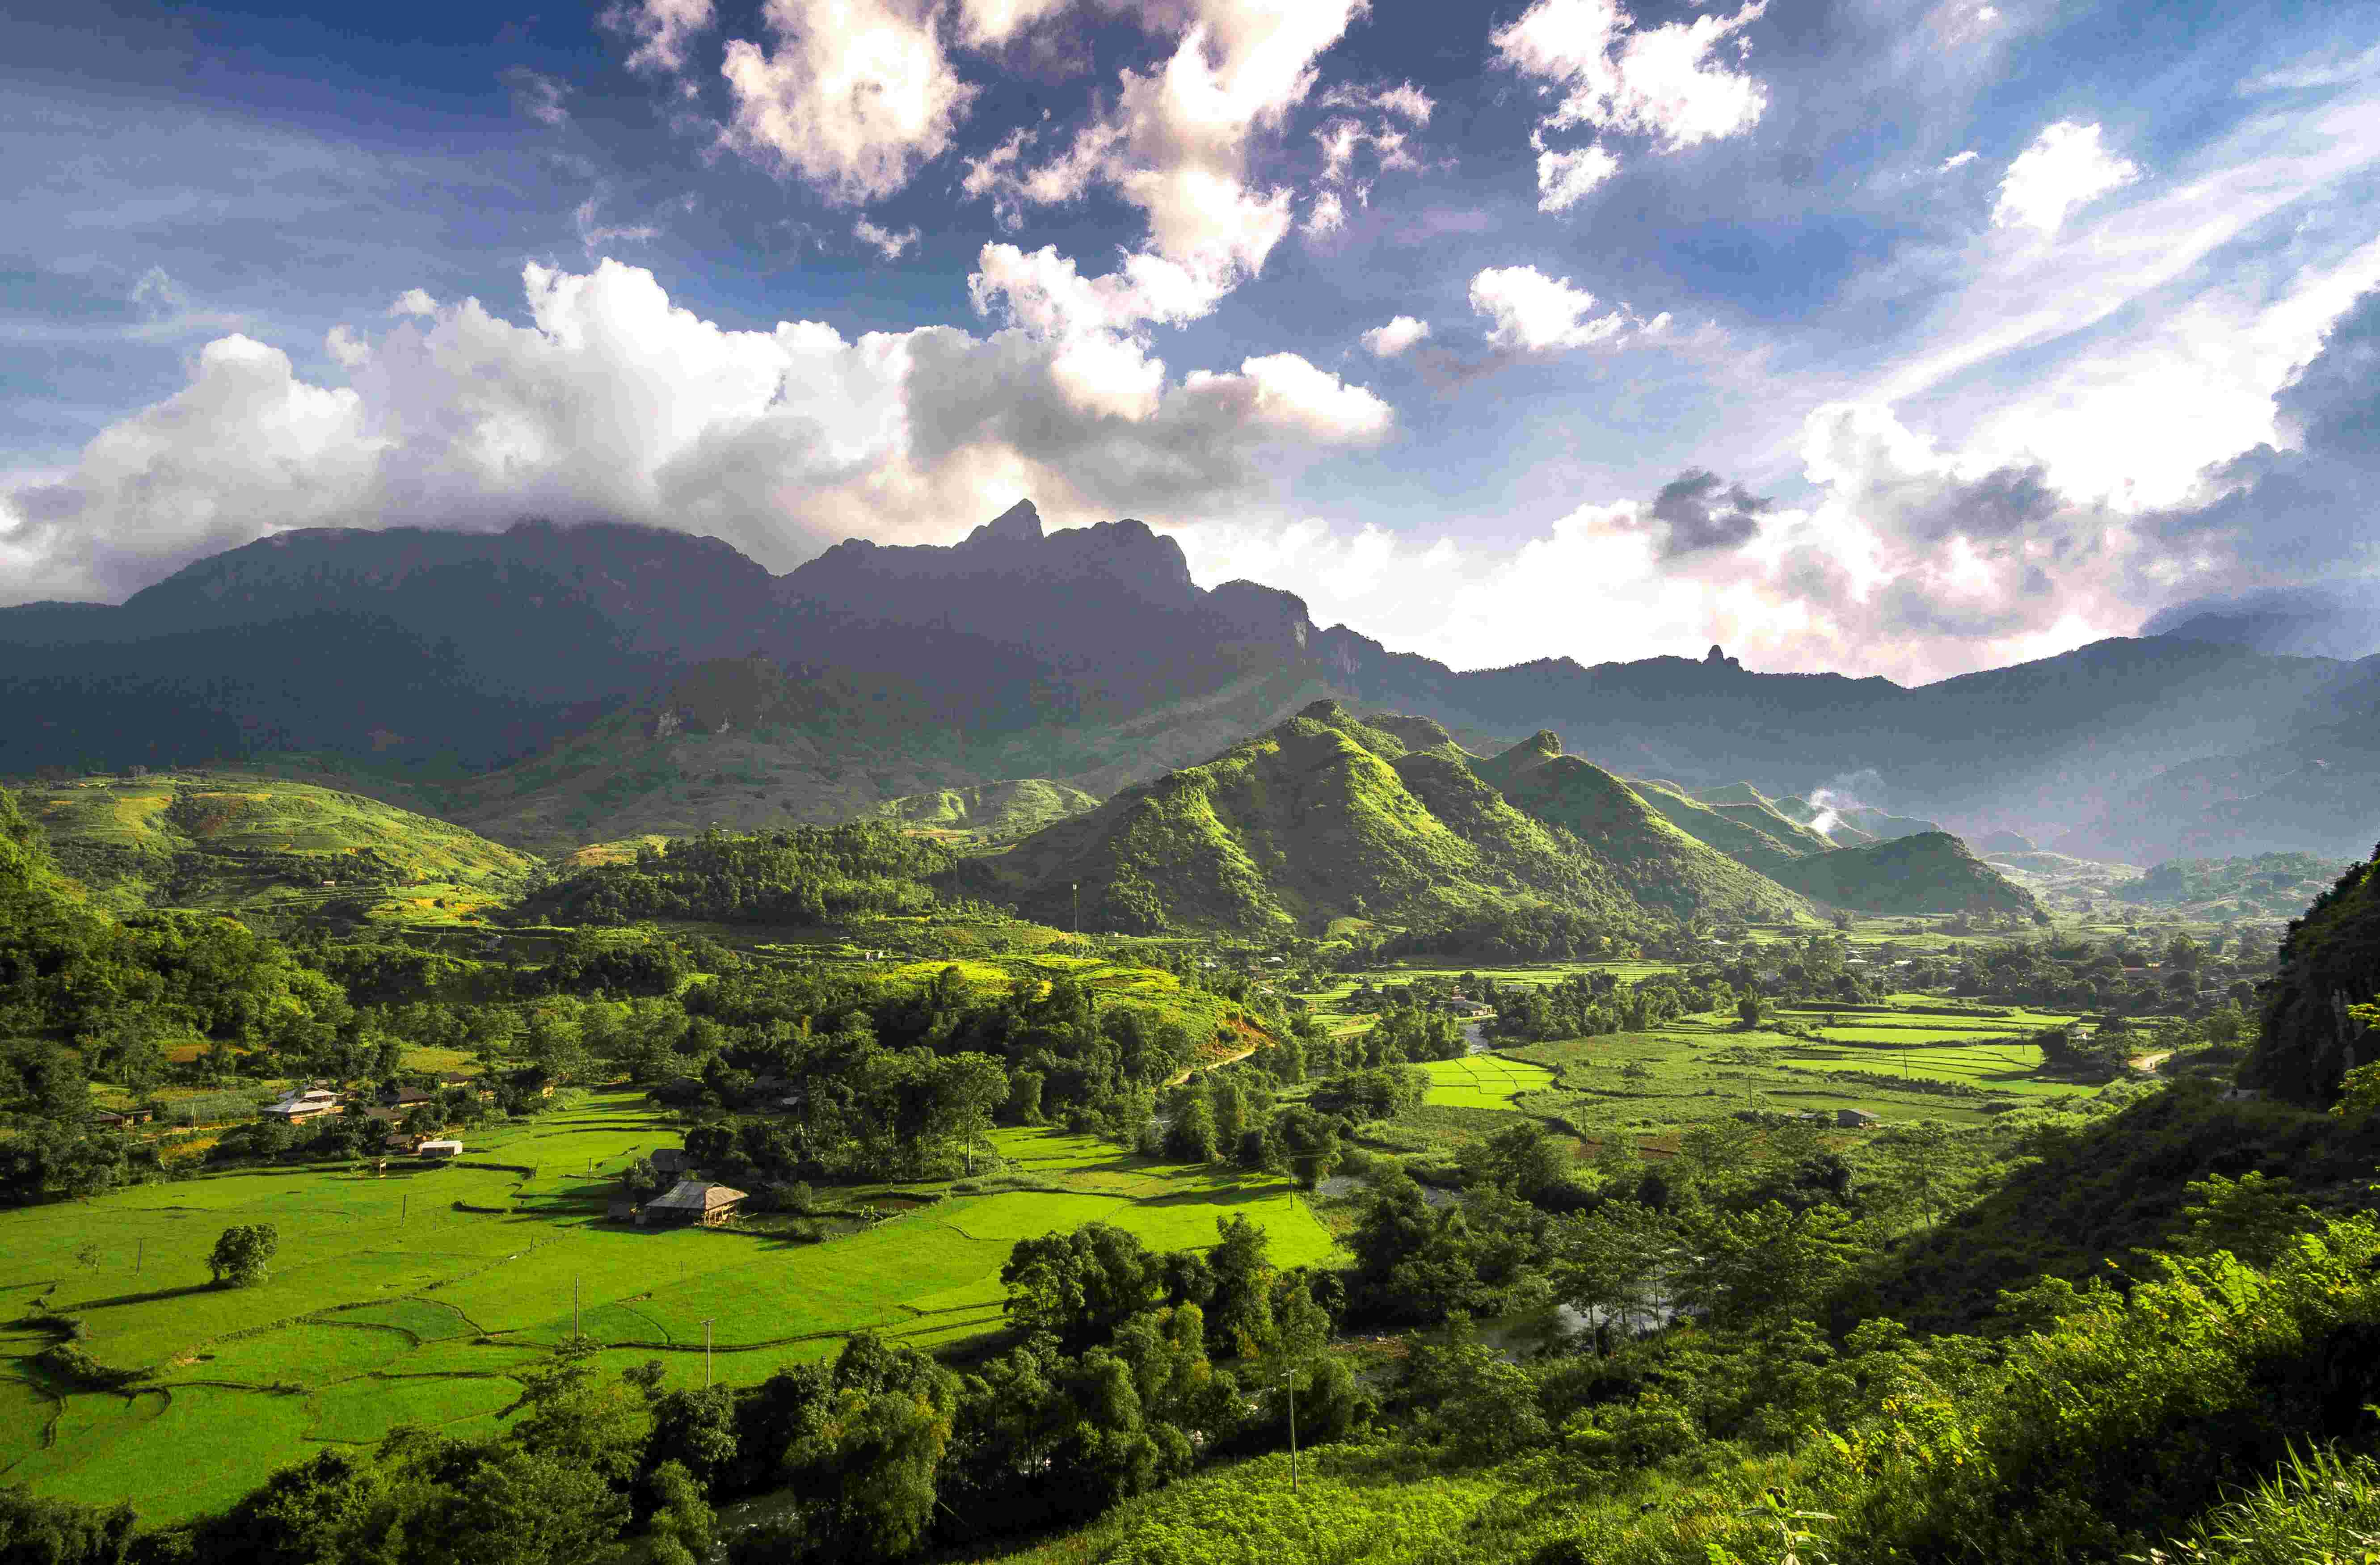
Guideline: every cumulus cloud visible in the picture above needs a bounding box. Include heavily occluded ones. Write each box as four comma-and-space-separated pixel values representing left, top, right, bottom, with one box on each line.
605, 0, 717, 76
1470, 265, 1666, 353
1992, 120, 2141, 233
1493, 0, 1768, 211
1641, 467, 1774, 556
1533, 140, 1620, 212
1302, 189, 1346, 238
854, 217, 922, 258
968, 0, 1365, 291
1361, 316, 1430, 357
1939, 148, 1978, 171
0, 257, 1396, 604
719, 0, 981, 205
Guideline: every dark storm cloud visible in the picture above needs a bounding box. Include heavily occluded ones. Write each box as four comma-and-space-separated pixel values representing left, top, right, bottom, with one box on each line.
1645, 467, 1773, 557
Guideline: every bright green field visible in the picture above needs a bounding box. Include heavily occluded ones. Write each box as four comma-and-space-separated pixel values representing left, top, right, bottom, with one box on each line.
0, 1094, 1335, 1522
1417, 1056, 1558, 1110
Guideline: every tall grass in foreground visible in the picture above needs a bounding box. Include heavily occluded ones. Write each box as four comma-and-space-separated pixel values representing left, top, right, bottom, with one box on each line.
2136, 1444, 2380, 1565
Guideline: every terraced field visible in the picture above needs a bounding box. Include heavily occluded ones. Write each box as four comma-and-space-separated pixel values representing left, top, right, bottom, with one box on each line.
1417, 1055, 1559, 1110
0, 1093, 1334, 1521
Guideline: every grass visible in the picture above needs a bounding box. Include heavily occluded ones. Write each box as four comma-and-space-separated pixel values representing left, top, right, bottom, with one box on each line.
15, 770, 538, 928
1417, 1056, 1559, 1110
0, 1099, 1338, 1522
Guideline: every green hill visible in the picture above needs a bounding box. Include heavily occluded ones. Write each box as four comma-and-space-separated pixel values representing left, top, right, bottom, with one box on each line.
865, 779, 1100, 838
1470, 736, 1814, 921
8, 771, 540, 926
1625, 776, 1832, 875
980, 703, 1815, 933
2241, 847, 2380, 1104
2110, 851, 2353, 918
1766, 830, 2039, 916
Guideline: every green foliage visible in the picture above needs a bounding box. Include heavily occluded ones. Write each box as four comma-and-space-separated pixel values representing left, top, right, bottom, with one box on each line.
2243, 847, 2380, 1104
523, 822, 973, 927
986, 704, 1811, 936
207, 1222, 278, 1287
2141, 1443, 2380, 1565
2113, 852, 2353, 917
1769, 832, 2040, 917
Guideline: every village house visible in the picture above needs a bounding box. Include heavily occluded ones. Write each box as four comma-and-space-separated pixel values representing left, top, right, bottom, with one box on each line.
639, 1181, 748, 1228
416, 1138, 463, 1159
650, 1147, 706, 1178
262, 1087, 344, 1123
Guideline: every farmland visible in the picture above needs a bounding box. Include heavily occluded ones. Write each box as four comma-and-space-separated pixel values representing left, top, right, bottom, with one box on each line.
0, 1092, 1335, 1520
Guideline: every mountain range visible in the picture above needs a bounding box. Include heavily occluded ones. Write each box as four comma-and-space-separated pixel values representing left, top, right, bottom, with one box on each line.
4, 501, 2372, 866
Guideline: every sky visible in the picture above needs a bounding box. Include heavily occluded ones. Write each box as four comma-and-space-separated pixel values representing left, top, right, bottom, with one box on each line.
3, 0, 2378, 682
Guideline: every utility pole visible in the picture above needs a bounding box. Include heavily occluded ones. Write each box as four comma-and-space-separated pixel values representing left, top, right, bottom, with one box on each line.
1072, 882, 1079, 937
1284, 1363, 1298, 1495
704, 1318, 715, 1388
573, 1278, 581, 1343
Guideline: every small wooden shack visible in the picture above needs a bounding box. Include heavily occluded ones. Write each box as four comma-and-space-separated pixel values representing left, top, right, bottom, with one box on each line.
639, 1181, 748, 1228
416, 1138, 464, 1160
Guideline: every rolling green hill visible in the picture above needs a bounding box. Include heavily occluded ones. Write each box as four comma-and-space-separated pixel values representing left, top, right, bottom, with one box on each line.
1624, 775, 1833, 875
1469, 734, 1815, 921
865, 778, 1101, 838
2109, 851, 2354, 918
1766, 830, 2039, 916
9, 772, 540, 926
978, 703, 1816, 933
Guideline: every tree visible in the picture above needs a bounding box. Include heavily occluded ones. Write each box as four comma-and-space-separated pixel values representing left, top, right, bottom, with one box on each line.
2172, 1172, 2310, 1266
208, 1223, 278, 1287
1162, 1090, 1217, 1164
1737, 993, 1767, 1029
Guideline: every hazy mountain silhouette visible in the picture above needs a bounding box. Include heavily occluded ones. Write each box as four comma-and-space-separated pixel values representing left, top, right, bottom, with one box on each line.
3, 503, 2370, 859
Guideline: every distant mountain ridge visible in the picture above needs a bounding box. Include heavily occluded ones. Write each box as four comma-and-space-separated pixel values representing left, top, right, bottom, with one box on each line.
4, 502, 2372, 862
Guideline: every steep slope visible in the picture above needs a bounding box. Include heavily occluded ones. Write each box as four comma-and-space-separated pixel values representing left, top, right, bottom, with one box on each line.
981, 705, 1819, 934
1471, 736, 1815, 921
1766, 832, 2039, 916
2240, 848, 2380, 1104
980, 703, 1646, 934
14, 772, 539, 922
866, 779, 1101, 838
1627, 777, 1832, 875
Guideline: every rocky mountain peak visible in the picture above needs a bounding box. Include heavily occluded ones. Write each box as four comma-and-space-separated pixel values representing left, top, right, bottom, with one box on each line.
966, 499, 1045, 547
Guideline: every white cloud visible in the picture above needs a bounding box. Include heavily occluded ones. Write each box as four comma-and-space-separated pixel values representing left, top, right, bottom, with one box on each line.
575, 197, 662, 252
1493, 0, 1770, 150
719, 0, 980, 205
968, 0, 1365, 292
2, 258, 1398, 602
606, 0, 717, 76
1361, 316, 1430, 357
955, 0, 1072, 48
1534, 140, 1620, 211
1319, 80, 1435, 124
1164, 395, 2136, 683
1992, 120, 2141, 234
1303, 189, 1346, 238
1470, 265, 1664, 353
501, 67, 573, 126
854, 217, 922, 259
1939, 148, 1978, 171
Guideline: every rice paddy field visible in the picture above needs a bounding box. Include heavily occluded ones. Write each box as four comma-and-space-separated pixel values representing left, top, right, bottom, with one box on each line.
0, 1092, 1335, 1522
1417, 1055, 1559, 1110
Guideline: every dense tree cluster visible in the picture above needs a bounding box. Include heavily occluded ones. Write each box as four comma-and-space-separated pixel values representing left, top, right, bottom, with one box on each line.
21, 1218, 1344, 1565
518, 823, 980, 927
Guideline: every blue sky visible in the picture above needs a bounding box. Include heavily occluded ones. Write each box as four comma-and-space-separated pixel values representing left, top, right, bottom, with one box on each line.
4, 0, 2378, 680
